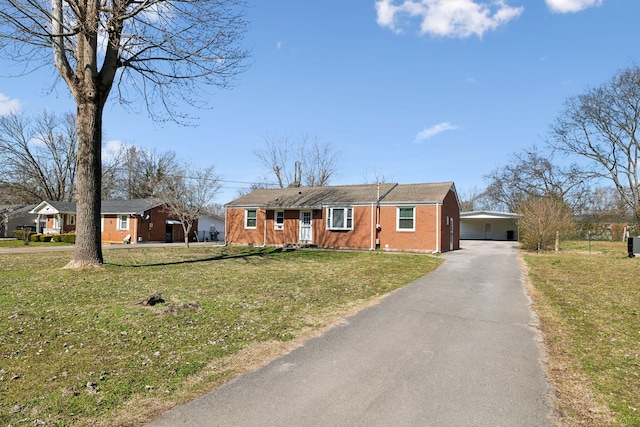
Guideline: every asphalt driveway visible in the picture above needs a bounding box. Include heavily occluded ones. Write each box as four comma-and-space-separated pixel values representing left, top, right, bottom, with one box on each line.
146, 240, 556, 426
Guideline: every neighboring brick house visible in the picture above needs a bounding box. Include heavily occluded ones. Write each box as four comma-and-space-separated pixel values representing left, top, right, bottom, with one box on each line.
225, 182, 460, 252
29, 199, 191, 243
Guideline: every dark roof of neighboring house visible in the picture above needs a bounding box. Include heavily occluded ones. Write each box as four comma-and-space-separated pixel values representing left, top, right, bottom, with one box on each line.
30, 199, 162, 215
225, 182, 456, 209
101, 199, 162, 214
32, 201, 77, 214
0, 204, 36, 215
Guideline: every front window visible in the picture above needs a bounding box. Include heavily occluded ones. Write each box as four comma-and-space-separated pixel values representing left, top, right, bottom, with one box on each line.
66, 214, 76, 225
117, 215, 129, 230
327, 207, 353, 230
245, 209, 257, 228
397, 207, 415, 231
275, 211, 284, 230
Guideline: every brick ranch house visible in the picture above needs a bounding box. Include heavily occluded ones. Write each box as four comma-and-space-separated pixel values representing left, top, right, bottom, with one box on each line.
225, 182, 460, 252
29, 199, 190, 243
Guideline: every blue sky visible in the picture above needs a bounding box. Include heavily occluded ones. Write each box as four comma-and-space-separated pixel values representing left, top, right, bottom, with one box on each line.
0, 0, 637, 203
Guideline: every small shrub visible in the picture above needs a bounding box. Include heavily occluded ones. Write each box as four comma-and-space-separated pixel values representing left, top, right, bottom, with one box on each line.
12, 229, 33, 245
60, 233, 76, 244
30, 234, 42, 242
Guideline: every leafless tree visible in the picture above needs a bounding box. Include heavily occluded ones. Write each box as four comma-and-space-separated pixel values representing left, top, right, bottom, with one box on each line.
158, 164, 221, 248
0, 110, 77, 203
516, 196, 575, 251
581, 186, 633, 222
457, 186, 487, 212
550, 65, 640, 221
105, 144, 179, 200
483, 146, 591, 212
0, 0, 248, 267
234, 180, 271, 198
255, 135, 340, 188
361, 168, 392, 185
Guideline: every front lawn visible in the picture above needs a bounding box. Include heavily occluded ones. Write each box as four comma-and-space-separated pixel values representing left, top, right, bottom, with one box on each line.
0, 246, 442, 426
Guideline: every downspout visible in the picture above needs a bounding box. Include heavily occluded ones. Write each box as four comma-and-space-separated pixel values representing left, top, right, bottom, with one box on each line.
433, 203, 441, 254
256, 208, 267, 248
370, 203, 375, 250
223, 209, 228, 246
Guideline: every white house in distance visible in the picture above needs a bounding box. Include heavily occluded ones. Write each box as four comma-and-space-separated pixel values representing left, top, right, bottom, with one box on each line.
460, 211, 519, 241
195, 213, 225, 242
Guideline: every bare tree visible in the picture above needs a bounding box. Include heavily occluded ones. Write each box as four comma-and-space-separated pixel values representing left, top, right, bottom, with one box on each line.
483, 146, 591, 212
0, 0, 248, 267
255, 135, 340, 188
550, 65, 640, 221
457, 186, 487, 212
581, 186, 633, 222
516, 196, 575, 251
106, 145, 179, 200
361, 168, 392, 185
0, 110, 77, 203
158, 164, 221, 248
235, 180, 271, 198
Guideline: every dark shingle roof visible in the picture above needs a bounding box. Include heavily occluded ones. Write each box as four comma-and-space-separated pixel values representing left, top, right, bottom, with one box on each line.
31, 199, 162, 215
43, 201, 77, 213
101, 199, 161, 214
226, 182, 456, 208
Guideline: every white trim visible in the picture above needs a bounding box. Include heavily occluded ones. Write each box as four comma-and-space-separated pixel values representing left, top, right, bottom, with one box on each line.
245, 209, 257, 229
396, 206, 415, 231
274, 210, 284, 230
326, 207, 353, 230
117, 215, 130, 231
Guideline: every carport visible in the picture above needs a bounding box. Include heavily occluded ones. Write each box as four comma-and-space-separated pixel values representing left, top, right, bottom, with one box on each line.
460, 211, 519, 241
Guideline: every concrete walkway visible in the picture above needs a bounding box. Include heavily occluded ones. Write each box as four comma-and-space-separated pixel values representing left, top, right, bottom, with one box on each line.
146, 241, 556, 426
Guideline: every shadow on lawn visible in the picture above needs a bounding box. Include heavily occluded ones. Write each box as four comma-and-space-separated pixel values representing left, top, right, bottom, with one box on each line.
107, 247, 285, 268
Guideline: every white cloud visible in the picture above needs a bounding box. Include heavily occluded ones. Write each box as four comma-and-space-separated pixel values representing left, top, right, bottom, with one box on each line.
415, 122, 459, 142
375, 0, 524, 38
0, 93, 21, 115
546, 0, 603, 13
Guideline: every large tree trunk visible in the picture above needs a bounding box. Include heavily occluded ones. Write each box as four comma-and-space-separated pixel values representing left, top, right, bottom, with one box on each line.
65, 100, 104, 268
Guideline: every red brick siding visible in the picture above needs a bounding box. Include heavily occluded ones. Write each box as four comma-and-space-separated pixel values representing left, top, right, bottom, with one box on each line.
377, 205, 438, 251
101, 207, 188, 243
315, 205, 375, 249
225, 188, 460, 252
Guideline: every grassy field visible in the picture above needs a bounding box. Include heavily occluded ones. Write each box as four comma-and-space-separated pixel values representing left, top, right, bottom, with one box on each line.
0, 239, 72, 248
523, 240, 640, 426
0, 246, 443, 426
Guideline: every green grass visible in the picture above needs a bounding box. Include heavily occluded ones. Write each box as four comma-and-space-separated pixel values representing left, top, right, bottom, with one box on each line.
0, 239, 72, 248
0, 246, 442, 426
523, 240, 640, 426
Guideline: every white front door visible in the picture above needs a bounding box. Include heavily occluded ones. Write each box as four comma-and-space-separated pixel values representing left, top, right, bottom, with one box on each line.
299, 210, 312, 242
